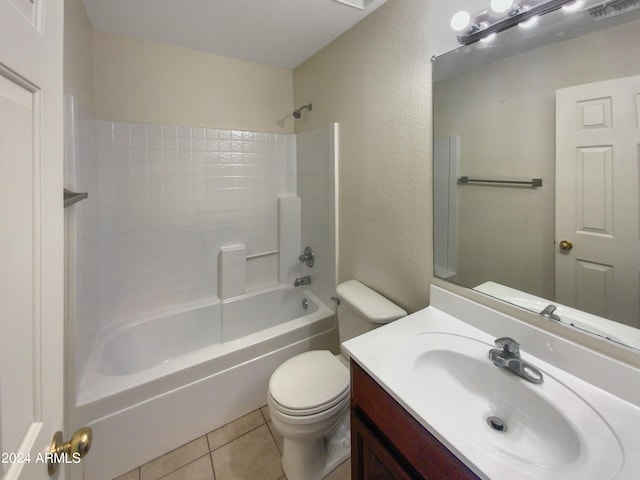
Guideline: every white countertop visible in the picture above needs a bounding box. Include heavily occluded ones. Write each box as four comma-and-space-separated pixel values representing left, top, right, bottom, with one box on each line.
342, 286, 640, 480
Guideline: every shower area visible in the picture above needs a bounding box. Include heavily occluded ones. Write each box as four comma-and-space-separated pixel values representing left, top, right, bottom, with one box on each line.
64, 94, 339, 479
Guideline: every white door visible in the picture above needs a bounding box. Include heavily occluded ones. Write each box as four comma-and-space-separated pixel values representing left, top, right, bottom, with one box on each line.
556, 75, 640, 329
0, 0, 65, 479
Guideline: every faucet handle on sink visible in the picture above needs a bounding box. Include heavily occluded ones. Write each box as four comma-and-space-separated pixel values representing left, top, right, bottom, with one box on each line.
494, 337, 520, 356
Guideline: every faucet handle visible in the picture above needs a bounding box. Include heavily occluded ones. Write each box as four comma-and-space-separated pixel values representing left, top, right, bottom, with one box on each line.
494, 337, 520, 355
298, 246, 314, 268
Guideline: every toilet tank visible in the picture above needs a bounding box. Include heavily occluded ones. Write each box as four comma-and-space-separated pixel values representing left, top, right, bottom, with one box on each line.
336, 280, 407, 344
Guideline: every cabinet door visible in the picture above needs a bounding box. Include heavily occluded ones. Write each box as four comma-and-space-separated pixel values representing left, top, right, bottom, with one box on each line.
352, 412, 413, 480
351, 361, 480, 480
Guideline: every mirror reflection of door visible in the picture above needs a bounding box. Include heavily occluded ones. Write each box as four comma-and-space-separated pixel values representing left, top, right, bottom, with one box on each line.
555, 74, 640, 329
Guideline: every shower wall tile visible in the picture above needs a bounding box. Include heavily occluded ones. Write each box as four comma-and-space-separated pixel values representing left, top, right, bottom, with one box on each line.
94, 120, 295, 325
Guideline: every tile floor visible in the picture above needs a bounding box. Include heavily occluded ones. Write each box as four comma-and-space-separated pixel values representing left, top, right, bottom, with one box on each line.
114, 406, 351, 480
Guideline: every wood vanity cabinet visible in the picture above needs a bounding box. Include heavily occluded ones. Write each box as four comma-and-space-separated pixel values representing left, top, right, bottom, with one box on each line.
351, 360, 480, 480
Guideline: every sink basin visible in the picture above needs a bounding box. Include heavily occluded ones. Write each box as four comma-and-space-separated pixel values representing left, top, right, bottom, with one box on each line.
384, 333, 623, 479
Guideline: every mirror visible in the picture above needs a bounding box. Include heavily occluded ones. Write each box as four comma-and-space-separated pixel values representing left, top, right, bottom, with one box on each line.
433, 1, 640, 351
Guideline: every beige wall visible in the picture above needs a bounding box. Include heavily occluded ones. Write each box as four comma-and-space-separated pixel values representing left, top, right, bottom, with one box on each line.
293, 0, 432, 313
64, 0, 96, 114
93, 31, 295, 133
65, 2, 294, 132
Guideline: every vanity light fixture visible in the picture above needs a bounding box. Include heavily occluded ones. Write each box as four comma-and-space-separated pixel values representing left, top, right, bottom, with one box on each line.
519, 15, 540, 28
562, 0, 585, 11
452, 0, 580, 45
491, 0, 516, 13
480, 32, 498, 43
450, 10, 472, 32
518, 7, 541, 28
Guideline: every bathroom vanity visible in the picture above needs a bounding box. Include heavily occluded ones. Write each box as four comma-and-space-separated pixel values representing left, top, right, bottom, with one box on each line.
351, 359, 478, 479
343, 286, 640, 480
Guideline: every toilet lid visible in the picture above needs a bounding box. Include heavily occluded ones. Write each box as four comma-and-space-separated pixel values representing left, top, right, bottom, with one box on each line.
269, 350, 349, 414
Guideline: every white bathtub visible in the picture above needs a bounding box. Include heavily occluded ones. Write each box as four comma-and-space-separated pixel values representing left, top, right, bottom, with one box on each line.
99, 302, 223, 377
72, 285, 336, 480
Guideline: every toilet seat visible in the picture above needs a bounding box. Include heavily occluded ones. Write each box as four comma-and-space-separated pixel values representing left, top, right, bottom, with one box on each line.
269, 350, 349, 416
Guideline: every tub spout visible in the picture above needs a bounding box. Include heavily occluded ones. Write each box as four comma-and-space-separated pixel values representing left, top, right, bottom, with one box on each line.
294, 276, 311, 287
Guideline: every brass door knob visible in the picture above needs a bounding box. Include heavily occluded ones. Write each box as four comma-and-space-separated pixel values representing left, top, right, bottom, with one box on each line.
559, 240, 573, 251
48, 427, 92, 475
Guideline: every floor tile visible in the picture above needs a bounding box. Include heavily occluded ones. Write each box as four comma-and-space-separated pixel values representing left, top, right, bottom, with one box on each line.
207, 409, 265, 451
140, 437, 209, 480
114, 408, 352, 480
211, 424, 283, 480
325, 459, 351, 480
260, 405, 270, 423
162, 456, 215, 480
266, 421, 284, 455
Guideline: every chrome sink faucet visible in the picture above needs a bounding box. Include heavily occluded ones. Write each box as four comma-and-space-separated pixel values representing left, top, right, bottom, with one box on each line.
488, 337, 544, 384
540, 304, 561, 321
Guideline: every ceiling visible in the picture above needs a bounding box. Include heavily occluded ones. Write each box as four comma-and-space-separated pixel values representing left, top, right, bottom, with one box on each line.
81, 0, 389, 69
81, 1, 616, 71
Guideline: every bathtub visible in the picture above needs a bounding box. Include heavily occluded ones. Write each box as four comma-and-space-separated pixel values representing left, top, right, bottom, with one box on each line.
72, 285, 336, 480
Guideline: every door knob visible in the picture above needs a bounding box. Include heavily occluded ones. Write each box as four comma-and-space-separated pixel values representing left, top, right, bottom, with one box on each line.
559, 240, 573, 251
48, 427, 92, 475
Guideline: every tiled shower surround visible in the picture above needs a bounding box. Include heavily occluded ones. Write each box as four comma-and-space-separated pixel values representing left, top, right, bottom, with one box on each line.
68, 97, 296, 373
95, 120, 296, 323
68, 97, 338, 476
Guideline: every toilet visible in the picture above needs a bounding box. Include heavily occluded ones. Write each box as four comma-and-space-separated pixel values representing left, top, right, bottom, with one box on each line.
267, 279, 407, 480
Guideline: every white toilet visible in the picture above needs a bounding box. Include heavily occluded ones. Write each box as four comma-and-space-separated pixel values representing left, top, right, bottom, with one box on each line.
267, 279, 407, 480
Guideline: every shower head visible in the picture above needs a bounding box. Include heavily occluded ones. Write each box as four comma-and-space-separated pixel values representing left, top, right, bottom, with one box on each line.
293, 103, 312, 119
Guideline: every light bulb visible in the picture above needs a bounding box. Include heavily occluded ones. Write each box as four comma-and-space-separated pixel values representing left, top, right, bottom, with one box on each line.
562, 0, 584, 12
480, 33, 497, 43
450, 11, 471, 32
519, 15, 539, 29
490, 0, 514, 13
